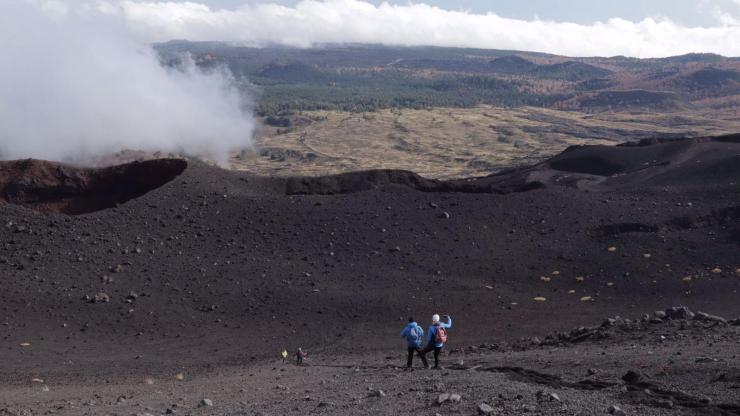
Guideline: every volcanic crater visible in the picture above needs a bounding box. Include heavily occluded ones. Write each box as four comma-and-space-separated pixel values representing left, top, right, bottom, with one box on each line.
0, 158, 187, 215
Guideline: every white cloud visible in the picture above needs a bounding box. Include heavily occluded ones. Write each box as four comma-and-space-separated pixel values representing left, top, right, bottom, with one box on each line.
104, 0, 740, 58
1, 1, 738, 163
707, 1, 740, 26
0, 1, 254, 164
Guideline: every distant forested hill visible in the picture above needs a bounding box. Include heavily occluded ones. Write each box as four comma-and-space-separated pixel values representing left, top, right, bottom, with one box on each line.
154, 42, 740, 117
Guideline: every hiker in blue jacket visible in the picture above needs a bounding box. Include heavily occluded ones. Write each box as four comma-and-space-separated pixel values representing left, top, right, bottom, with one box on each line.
400, 317, 428, 368
421, 314, 452, 368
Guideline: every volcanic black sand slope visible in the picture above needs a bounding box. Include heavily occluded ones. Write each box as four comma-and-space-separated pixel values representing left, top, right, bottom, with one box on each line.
0, 135, 738, 391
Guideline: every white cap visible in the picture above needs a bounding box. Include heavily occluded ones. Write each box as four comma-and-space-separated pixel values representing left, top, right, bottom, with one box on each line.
432, 314, 440, 323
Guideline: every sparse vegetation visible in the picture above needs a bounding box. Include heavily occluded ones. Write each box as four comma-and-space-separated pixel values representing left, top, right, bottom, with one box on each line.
234, 106, 740, 179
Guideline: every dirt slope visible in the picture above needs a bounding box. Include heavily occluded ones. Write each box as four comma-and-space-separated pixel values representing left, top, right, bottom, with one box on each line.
0, 135, 738, 383
1, 307, 738, 416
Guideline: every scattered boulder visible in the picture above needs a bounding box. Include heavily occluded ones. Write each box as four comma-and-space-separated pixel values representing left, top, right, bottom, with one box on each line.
436, 393, 450, 405
198, 399, 213, 407
92, 293, 110, 303
607, 405, 625, 416
369, 389, 386, 398
622, 370, 645, 384
694, 312, 727, 324
665, 306, 694, 320
449, 393, 461, 403
535, 390, 561, 402
656, 399, 674, 409
478, 403, 494, 415
530, 305, 737, 348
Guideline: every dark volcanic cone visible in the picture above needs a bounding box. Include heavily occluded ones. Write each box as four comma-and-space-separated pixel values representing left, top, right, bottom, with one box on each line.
0, 135, 738, 380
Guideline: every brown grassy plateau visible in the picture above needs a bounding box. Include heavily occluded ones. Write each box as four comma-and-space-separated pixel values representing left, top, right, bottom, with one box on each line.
234, 106, 740, 179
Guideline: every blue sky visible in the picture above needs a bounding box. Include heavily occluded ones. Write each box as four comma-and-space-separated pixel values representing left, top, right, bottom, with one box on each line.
182, 0, 740, 26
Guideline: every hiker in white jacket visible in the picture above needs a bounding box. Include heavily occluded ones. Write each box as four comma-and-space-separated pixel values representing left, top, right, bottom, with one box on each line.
421, 314, 452, 368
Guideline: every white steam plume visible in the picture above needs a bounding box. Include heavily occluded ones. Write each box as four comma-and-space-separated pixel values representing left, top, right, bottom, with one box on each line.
0, 1, 254, 164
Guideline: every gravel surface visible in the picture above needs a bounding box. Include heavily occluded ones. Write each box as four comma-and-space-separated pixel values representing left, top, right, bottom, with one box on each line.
0, 135, 738, 414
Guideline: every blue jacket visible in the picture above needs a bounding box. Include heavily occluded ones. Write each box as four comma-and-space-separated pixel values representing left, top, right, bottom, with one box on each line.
401, 322, 424, 348
427, 316, 452, 348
